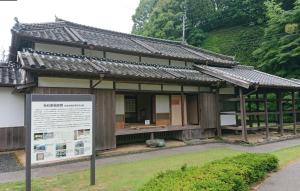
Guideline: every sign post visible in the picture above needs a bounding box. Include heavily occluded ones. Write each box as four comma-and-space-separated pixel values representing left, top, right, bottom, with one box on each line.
25, 94, 96, 191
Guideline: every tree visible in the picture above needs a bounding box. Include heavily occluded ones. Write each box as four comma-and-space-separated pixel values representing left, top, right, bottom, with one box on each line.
132, 0, 158, 34
253, 0, 300, 78
138, 0, 184, 41
131, 0, 268, 41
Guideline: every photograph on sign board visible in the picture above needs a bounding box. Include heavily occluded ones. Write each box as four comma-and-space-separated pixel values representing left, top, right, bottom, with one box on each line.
56, 143, 67, 158
34, 144, 46, 152
36, 153, 45, 161
75, 141, 85, 155
74, 129, 90, 140
34, 133, 44, 141
44, 132, 54, 139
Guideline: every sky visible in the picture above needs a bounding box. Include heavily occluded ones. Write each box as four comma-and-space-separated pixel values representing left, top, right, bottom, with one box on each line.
0, 0, 140, 53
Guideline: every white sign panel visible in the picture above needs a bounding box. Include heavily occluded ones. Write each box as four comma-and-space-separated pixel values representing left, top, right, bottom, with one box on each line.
31, 100, 93, 164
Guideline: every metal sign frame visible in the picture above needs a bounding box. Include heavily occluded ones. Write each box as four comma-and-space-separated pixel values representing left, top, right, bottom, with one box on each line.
25, 94, 96, 191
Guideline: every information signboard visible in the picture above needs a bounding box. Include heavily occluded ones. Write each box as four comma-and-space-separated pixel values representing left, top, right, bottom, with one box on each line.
31, 100, 93, 163
25, 94, 96, 191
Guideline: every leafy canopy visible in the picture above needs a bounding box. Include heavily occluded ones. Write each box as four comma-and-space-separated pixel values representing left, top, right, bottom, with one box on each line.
253, 0, 300, 77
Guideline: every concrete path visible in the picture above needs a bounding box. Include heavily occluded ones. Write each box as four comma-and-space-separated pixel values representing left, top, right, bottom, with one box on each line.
257, 160, 300, 191
1, 139, 300, 183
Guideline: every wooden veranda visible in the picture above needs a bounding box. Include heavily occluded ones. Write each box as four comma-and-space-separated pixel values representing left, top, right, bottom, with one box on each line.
220, 88, 300, 142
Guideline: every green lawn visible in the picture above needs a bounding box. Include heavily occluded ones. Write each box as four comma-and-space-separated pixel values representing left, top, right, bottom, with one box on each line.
1, 145, 300, 191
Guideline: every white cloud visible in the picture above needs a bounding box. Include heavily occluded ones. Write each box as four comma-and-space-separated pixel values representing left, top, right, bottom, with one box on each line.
0, 0, 140, 52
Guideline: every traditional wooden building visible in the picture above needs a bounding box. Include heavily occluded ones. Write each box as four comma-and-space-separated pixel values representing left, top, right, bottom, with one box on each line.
0, 18, 299, 151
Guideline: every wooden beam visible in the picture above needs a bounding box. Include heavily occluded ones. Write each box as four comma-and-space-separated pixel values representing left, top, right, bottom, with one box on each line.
264, 93, 270, 140
292, 91, 297, 135
278, 92, 284, 136
239, 88, 248, 141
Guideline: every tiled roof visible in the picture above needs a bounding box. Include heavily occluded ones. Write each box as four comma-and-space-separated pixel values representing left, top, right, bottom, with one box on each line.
12, 18, 236, 66
194, 65, 300, 89
0, 63, 25, 87
18, 50, 220, 83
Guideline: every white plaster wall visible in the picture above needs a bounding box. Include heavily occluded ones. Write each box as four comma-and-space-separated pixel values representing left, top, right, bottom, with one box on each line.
186, 62, 194, 67
85, 49, 104, 58
163, 85, 181, 92
38, 77, 90, 88
94, 80, 113, 89
156, 95, 170, 113
199, 87, 211, 92
115, 83, 139, 90
141, 84, 161, 91
0, 88, 24, 128
220, 87, 235, 95
141, 57, 169, 66
170, 60, 185, 67
106, 52, 139, 62
183, 86, 198, 92
220, 112, 236, 126
116, 94, 125, 115
35, 43, 82, 55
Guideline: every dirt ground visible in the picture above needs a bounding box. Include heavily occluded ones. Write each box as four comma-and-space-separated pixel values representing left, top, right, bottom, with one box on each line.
222, 130, 298, 144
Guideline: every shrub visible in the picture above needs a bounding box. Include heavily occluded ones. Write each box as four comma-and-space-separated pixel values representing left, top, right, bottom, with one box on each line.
139, 153, 278, 191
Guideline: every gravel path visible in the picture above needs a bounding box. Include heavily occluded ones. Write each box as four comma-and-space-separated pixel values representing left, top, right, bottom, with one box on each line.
257, 160, 300, 191
1, 139, 300, 183
0, 153, 23, 173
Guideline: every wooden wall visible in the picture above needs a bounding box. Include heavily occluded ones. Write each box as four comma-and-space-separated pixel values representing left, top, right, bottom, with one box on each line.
199, 93, 220, 130
33, 87, 116, 150
0, 127, 24, 151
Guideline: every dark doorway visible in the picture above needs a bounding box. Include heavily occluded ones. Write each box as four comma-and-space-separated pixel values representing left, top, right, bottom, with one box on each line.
125, 95, 137, 123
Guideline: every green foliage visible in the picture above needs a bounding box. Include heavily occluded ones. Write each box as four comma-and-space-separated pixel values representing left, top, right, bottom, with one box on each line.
202, 26, 264, 66
138, 0, 184, 41
132, 0, 267, 42
139, 153, 278, 191
132, 0, 159, 35
253, 0, 300, 78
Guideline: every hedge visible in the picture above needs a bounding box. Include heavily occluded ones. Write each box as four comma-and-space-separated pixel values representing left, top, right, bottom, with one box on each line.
139, 153, 278, 191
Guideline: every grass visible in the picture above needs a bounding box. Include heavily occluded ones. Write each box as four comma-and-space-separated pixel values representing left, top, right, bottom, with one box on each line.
1, 145, 300, 191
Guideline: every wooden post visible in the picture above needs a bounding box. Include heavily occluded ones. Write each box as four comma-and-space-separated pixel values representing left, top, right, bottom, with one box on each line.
181, 93, 185, 127
248, 95, 253, 128
239, 88, 247, 141
198, 92, 201, 128
264, 93, 270, 140
256, 93, 260, 127
216, 91, 222, 137
278, 92, 284, 136
292, 91, 297, 135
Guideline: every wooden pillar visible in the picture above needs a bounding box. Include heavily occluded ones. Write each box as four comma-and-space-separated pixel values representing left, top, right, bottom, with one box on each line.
181, 93, 185, 127
239, 88, 248, 141
256, 93, 260, 127
248, 95, 253, 127
278, 92, 284, 136
264, 93, 270, 140
198, 92, 201, 128
292, 91, 297, 135
216, 91, 222, 137
235, 101, 240, 126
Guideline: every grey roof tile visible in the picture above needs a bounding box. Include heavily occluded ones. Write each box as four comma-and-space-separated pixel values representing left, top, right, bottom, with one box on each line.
195, 65, 300, 89
17, 50, 220, 83
0, 63, 25, 87
12, 19, 236, 66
